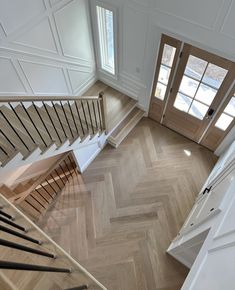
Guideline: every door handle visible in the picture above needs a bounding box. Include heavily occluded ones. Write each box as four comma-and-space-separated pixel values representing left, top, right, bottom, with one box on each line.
206, 109, 215, 119
202, 186, 212, 195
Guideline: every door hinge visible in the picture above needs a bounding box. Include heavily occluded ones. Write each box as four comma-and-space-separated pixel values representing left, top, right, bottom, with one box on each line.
179, 51, 183, 58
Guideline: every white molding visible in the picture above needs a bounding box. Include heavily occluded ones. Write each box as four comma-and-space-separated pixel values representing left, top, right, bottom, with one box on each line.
0, 56, 27, 94
151, 0, 226, 31
12, 17, 59, 55
0, 46, 94, 69
53, 0, 95, 63
0, 23, 7, 38
74, 73, 97, 96
18, 59, 70, 95
219, 0, 235, 40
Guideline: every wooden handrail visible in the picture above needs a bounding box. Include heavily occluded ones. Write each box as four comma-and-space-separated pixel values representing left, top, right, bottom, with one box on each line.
0, 95, 99, 102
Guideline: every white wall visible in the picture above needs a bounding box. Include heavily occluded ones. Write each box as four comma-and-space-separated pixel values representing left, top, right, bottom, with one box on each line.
90, 0, 235, 153
0, 0, 96, 97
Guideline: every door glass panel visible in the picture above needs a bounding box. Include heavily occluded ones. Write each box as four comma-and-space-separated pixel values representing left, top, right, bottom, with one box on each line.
159, 65, 171, 85
189, 100, 208, 120
224, 97, 235, 117
215, 95, 235, 131
154, 42, 177, 101
174, 93, 192, 112
195, 84, 217, 106
174, 54, 228, 121
203, 64, 228, 89
155, 82, 167, 100
179, 76, 199, 97
215, 113, 233, 131
185, 55, 207, 80
162, 44, 176, 67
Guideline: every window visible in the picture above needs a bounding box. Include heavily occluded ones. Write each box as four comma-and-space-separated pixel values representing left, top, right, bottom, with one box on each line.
96, 6, 115, 75
173, 55, 228, 120
215, 96, 235, 131
155, 44, 176, 100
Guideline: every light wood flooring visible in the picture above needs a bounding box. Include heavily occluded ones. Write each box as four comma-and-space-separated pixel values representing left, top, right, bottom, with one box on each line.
38, 118, 217, 290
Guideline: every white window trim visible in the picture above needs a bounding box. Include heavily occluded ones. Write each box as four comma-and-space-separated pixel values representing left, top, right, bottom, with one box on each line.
90, 1, 118, 79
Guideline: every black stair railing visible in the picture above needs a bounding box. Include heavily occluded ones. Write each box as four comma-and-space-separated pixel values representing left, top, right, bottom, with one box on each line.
0, 261, 72, 273
0, 93, 107, 166
0, 204, 91, 290
0, 193, 107, 290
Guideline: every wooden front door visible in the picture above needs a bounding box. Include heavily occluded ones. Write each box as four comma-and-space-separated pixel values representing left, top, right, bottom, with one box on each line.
162, 44, 234, 142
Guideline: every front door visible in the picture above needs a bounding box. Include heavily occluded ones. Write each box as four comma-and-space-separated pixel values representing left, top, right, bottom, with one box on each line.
162, 44, 234, 142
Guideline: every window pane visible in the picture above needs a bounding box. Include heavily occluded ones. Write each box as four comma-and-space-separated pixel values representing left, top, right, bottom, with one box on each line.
174, 93, 192, 112
155, 82, 167, 100
159, 65, 171, 85
195, 84, 217, 106
162, 44, 176, 67
224, 97, 235, 117
97, 6, 115, 75
185, 55, 207, 80
203, 63, 227, 89
189, 100, 208, 120
215, 113, 233, 131
105, 10, 114, 67
179, 75, 199, 97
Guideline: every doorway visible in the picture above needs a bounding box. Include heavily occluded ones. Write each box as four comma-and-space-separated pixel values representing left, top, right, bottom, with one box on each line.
149, 34, 235, 151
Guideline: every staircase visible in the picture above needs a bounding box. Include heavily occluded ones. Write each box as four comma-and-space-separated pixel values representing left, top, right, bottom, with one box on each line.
0, 81, 146, 289
0, 93, 106, 171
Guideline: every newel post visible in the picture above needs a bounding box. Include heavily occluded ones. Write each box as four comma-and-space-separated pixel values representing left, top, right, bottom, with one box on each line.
99, 91, 108, 134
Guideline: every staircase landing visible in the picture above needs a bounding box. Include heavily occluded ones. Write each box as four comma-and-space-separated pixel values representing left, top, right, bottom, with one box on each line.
84, 81, 137, 131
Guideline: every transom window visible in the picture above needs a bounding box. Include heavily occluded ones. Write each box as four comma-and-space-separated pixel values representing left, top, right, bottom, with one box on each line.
215, 96, 235, 131
96, 6, 115, 75
155, 44, 176, 100
173, 55, 228, 120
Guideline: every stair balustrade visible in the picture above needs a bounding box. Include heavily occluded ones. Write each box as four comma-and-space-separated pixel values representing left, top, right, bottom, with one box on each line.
0, 92, 107, 168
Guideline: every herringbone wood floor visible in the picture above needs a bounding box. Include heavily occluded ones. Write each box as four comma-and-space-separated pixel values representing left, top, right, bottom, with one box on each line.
38, 118, 217, 290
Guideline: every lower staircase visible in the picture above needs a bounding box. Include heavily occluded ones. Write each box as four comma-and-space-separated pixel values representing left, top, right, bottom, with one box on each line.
1, 152, 76, 223
0, 193, 107, 290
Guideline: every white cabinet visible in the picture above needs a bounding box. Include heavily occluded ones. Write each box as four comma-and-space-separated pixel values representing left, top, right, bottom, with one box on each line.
168, 141, 235, 272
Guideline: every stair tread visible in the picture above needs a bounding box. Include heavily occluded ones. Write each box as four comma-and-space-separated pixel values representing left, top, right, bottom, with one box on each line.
109, 107, 144, 145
